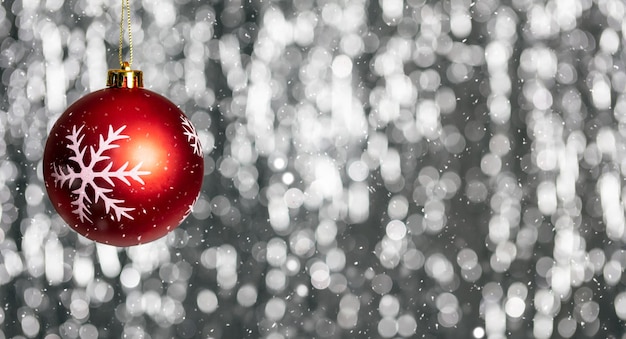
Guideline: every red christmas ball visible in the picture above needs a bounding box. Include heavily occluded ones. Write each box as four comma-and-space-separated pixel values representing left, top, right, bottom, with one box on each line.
43, 66, 204, 246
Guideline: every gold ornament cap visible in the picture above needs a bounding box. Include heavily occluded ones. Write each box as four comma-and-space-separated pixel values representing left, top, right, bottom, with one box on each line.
107, 61, 143, 88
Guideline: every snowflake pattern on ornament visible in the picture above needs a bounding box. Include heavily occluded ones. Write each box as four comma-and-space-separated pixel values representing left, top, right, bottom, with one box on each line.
181, 115, 203, 157
51, 125, 151, 223
179, 193, 200, 224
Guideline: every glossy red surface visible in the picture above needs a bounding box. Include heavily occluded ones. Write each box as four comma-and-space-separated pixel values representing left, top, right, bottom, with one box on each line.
43, 87, 204, 246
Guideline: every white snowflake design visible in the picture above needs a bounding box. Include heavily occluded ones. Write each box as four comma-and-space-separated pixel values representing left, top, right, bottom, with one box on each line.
179, 193, 200, 224
181, 115, 203, 157
51, 125, 151, 223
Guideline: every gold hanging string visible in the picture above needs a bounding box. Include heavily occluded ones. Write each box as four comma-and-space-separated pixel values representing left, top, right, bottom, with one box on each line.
119, 0, 133, 68
108, 0, 142, 88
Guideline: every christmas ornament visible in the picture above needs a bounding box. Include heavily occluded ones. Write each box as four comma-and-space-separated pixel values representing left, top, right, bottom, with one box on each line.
43, 0, 203, 246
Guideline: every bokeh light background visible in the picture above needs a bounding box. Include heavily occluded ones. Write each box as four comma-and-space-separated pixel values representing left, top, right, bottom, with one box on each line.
1, 0, 626, 338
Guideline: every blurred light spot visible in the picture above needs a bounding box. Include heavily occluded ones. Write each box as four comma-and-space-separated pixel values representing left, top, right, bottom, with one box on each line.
332, 55, 352, 78
216, 245, 238, 290
457, 248, 478, 269
328, 273, 348, 293
425, 254, 455, 285
557, 317, 577, 338
451, 12, 472, 38
269, 199, 290, 232
488, 95, 511, 124
89, 281, 114, 304
603, 260, 622, 286
489, 134, 511, 156
579, 301, 600, 323
615, 292, 626, 320
291, 230, 316, 257
505, 296, 526, 318
378, 294, 400, 317
282, 172, 295, 185
296, 284, 309, 297
73, 256, 94, 287
266, 268, 287, 292
236, 284, 258, 307
599, 28, 620, 54
385, 220, 407, 241
537, 181, 557, 215
120, 266, 140, 289
153, 2, 176, 27
284, 255, 301, 275
473, 327, 485, 338
315, 318, 337, 338
489, 215, 510, 244
310, 261, 331, 290
25, 183, 44, 206
599, 173, 625, 240
96, 244, 121, 278
534, 289, 558, 316
481, 153, 502, 176
3, 250, 23, 278
389, 195, 409, 219
21, 315, 40, 337
347, 160, 369, 182
265, 298, 286, 321
44, 239, 63, 285
483, 282, 504, 302
485, 303, 506, 336
397, 314, 417, 337
442, 125, 466, 154
533, 313, 554, 338
592, 73, 611, 109
315, 220, 337, 246
268, 153, 288, 171
326, 248, 346, 272
466, 180, 488, 203
381, 149, 401, 183
24, 288, 43, 309
80, 324, 99, 339
348, 182, 370, 223
371, 273, 393, 295
377, 317, 398, 338
70, 299, 89, 320
284, 188, 305, 209
197, 289, 218, 314
402, 248, 426, 270
436, 292, 461, 327
266, 238, 287, 267
416, 100, 441, 139
191, 196, 212, 220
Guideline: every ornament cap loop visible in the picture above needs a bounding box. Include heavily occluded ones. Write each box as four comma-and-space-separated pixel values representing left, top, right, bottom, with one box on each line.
107, 62, 143, 89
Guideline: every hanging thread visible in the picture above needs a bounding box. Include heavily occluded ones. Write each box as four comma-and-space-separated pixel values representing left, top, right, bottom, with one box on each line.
119, 0, 133, 68
109, 0, 141, 87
